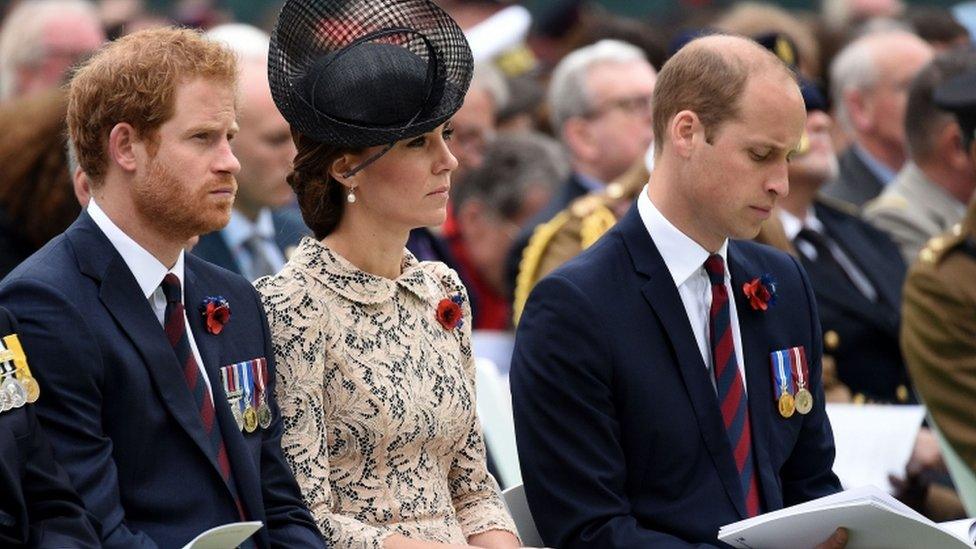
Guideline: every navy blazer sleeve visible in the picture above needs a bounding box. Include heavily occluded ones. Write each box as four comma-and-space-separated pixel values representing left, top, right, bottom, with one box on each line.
248, 286, 328, 548
0, 279, 159, 549
511, 274, 717, 549
0, 307, 100, 548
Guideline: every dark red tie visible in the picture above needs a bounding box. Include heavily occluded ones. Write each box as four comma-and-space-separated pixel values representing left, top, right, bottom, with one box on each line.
704, 255, 761, 517
160, 274, 247, 521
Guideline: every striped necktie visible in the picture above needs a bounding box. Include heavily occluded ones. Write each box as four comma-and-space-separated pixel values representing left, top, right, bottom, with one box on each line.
704, 254, 761, 517
160, 274, 247, 522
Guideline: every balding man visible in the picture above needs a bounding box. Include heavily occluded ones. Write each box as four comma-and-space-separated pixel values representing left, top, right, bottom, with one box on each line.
512, 35, 845, 548
824, 30, 933, 207
0, 0, 104, 102
194, 24, 309, 281
864, 50, 976, 264
505, 38, 656, 294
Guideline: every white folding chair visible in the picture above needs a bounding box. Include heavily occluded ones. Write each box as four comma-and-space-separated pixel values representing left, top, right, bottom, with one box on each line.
502, 483, 544, 547
474, 357, 522, 489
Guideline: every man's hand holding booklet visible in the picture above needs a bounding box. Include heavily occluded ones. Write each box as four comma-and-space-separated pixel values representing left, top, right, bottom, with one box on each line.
719, 486, 975, 548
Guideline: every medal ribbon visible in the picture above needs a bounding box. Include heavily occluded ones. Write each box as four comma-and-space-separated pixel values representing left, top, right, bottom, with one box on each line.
791, 346, 808, 389
221, 366, 231, 396
254, 359, 265, 403
771, 350, 794, 400
244, 361, 256, 408
234, 363, 247, 414
3, 335, 31, 380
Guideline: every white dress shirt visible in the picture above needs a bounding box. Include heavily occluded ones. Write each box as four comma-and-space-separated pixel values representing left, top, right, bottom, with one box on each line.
223, 208, 286, 281
637, 186, 747, 391
777, 207, 878, 302
88, 200, 214, 402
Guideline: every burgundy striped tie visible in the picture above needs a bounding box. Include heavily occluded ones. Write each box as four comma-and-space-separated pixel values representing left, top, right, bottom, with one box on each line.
704, 255, 761, 517
160, 274, 247, 521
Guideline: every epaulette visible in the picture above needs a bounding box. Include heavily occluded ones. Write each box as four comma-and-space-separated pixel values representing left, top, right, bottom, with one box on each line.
569, 194, 606, 218
815, 194, 861, 217
918, 223, 967, 265
864, 193, 909, 213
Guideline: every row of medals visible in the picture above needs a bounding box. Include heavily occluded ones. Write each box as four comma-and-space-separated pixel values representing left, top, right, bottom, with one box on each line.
1, 368, 39, 412
778, 383, 813, 418
231, 394, 272, 433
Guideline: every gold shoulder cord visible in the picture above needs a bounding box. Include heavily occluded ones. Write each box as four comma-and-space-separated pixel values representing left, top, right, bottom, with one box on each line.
513, 211, 571, 326
579, 205, 618, 249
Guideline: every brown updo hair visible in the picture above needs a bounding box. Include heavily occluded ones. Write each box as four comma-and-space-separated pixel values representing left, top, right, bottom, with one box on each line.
287, 131, 361, 239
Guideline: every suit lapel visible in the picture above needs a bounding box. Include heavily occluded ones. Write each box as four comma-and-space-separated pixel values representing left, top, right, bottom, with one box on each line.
70, 215, 241, 507
183, 264, 264, 521
618, 208, 748, 518
727, 243, 778, 513
815, 204, 901, 328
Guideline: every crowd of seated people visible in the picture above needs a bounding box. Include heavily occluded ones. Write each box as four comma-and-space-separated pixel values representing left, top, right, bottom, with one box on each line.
2, 0, 976, 547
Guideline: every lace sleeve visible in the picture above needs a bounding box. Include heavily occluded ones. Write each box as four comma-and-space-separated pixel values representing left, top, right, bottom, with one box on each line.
434, 267, 519, 539
257, 274, 393, 549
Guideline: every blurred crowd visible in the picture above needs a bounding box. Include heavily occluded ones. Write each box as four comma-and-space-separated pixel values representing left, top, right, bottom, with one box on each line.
5, 0, 976, 538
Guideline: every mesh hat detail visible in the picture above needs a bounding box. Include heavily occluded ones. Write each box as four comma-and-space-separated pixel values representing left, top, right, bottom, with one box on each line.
269, 0, 474, 156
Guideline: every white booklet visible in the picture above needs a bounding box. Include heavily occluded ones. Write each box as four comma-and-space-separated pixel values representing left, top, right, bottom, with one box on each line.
825, 404, 926, 492
180, 521, 263, 549
718, 486, 976, 548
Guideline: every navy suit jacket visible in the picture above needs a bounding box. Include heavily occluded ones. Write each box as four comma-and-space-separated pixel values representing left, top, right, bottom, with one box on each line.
511, 206, 841, 548
193, 209, 309, 276
802, 201, 908, 403
0, 306, 100, 548
0, 212, 325, 549
822, 146, 886, 208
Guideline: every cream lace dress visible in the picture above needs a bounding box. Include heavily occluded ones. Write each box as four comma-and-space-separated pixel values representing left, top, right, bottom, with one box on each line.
255, 238, 517, 548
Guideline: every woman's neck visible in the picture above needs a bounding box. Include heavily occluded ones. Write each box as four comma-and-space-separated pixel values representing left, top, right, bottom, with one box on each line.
322, 211, 409, 280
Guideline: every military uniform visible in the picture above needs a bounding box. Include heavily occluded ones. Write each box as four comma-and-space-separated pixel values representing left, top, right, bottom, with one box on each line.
512, 161, 648, 323
864, 161, 968, 264
0, 306, 99, 547
902, 205, 976, 468
902, 65, 976, 474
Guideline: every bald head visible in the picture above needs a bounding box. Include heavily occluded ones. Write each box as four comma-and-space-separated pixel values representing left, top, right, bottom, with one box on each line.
652, 34, 798, 153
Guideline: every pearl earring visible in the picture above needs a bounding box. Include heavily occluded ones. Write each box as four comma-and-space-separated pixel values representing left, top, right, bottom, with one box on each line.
347, 186, 357, 204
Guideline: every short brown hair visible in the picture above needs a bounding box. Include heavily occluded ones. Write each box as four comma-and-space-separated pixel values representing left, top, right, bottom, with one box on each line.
652, 36, 793, 153
67, 27, 238, 185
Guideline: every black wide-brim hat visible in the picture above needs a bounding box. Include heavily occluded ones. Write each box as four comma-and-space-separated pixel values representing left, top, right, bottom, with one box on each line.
269, 0, 474, 149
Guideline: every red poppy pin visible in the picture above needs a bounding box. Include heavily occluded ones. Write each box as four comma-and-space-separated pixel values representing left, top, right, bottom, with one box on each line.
200, 296, 231, 335
436, 293, 465, 331
742, 274, 777, 311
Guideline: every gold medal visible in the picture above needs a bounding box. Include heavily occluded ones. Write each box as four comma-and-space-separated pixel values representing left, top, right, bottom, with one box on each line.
795, 388, 813, 415
258, 402, 272, 429
21, 377, 39, 403
243, 406, 258, 433
778, 392, 795, 418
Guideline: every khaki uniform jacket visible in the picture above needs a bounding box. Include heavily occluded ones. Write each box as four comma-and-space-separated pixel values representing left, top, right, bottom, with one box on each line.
864, 162, 967, 265
902, 202, 976, 470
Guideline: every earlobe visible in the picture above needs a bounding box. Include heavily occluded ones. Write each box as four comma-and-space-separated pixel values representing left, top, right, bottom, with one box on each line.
108, 123, 139, 173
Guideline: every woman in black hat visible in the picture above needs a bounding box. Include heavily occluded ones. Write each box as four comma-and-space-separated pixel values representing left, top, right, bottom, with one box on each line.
255, 1, 520, 547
